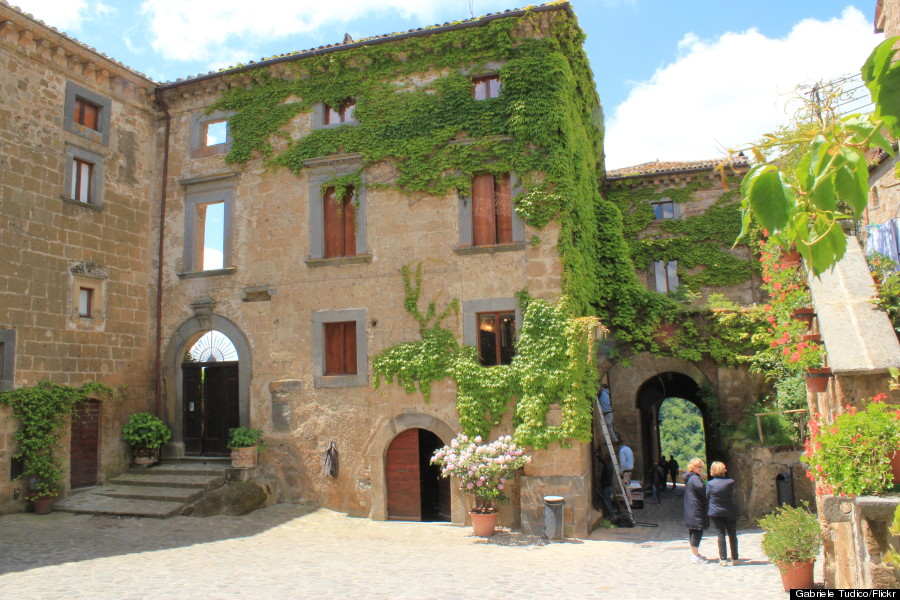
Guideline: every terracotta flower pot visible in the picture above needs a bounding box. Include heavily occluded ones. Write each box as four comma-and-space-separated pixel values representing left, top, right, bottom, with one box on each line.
469, 510, 498, 537
132, 446, 159, 468
230, 445, 258, 469
778, 560, 815, 591
891, 450, 900, 485
800, 333, 821, 342
805, 367, 832, 393
32, 495, 54, 515
781, 248, 801, 268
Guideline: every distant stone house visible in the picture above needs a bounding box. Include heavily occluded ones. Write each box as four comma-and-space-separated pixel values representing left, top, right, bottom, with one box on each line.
0, 0, 772, 536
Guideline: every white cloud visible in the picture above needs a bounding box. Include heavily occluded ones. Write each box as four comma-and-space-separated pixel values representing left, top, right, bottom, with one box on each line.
604, 7, 881, 170
11, 0, 114, 32
140, 0, 509, 62
203, 248, 224, 271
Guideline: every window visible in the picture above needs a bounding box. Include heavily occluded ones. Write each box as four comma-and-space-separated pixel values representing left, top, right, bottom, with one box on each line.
0, 329, 14, 391
312, 309, 367, 388
323, 186, 356, 258
71, 158, 94, 203
651, 200, 674, 220
69, 265, 106, 327
181, 177, 235, 275
64, 82, 111, 145
472, 173, 513, 246
324, 321, 357, 375
477, 311, 516, 366
64, 144, 104, 207
654, 260, 679, 293
190, 110, 234, 158
473, 75, 501, 100
78, 287, 93, 318
307, 157, 368, 263
74, 97, 100, 131
324, 99, 356, 125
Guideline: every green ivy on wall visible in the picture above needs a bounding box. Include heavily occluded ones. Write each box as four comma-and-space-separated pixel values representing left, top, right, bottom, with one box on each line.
373, 265, 597, 448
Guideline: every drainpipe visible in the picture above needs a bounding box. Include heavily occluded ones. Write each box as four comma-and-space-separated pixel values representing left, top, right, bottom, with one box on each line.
154, 89, 171, 419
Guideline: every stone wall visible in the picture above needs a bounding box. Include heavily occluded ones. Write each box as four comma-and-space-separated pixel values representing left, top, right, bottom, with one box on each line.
729, 446, 814, 524
155, 40, 567, 522
0, 6, 161, 511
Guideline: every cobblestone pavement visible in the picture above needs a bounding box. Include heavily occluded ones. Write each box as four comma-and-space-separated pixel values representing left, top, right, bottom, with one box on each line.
0, 487, 807, 600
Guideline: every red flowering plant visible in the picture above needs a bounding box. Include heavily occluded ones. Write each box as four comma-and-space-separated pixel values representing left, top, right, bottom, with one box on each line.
801, 394, 900, 497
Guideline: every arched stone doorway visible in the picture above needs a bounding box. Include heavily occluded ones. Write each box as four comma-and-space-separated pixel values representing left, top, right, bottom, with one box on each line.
385, 428, 450, 522
369, 413, 463, 523
162, 313, 252, 457
636, 371, 721, 477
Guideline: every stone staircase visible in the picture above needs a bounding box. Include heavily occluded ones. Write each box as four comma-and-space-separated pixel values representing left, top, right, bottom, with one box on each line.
54, 459, 230, 518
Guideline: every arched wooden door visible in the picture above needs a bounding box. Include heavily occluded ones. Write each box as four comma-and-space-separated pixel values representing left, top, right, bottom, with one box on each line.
386, 428, 450, 522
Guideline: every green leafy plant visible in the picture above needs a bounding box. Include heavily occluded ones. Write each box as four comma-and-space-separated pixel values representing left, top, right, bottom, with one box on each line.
867, 252, 900, 341
736, 37, 900, 275
759, 502, 822, 569
0, 381, 115, 499
802, 395, 900, 497
121, 412, 171, 455
228, 427, 266, 451
431, 434, 530, 513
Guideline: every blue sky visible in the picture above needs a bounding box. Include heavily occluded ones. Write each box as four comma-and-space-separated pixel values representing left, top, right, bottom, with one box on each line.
13, 0, 882, 168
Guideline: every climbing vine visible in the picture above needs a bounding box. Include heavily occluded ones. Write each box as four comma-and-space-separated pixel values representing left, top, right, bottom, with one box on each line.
373, 264, 597, 448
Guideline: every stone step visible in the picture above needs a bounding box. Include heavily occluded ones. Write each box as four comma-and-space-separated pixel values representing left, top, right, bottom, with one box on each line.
52, 493, 186, 518
109, 473, 224, 489
133, 461, 229, 478
96, 485, 205, 503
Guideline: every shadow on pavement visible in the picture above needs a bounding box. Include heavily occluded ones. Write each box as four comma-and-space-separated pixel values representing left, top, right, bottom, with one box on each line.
0, 503, 318, 576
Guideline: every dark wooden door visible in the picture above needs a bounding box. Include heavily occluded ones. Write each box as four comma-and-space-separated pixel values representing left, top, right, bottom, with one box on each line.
386, 428, 421, 520
182, 362, 239, 456
70, 400, 100, 488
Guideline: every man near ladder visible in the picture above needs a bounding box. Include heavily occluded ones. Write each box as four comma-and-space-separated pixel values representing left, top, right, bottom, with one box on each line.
597, 383, 617, 443
617, 439, 634, 488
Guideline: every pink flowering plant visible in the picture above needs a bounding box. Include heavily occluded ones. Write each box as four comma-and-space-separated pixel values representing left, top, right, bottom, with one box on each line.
431, 434, 531, 514
801, 394, 900, 497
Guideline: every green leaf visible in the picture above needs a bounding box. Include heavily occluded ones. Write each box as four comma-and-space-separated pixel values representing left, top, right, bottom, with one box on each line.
863, 38, 900, 135
834, 147, 868, 216
741, 164, 793, 233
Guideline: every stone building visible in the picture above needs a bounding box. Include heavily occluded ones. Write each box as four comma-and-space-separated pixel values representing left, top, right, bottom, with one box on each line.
0, 4, 160, 512
0, 0, 772, 538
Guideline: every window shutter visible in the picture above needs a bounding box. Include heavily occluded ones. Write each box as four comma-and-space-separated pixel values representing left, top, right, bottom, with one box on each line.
342, 188, 356, 256
496, 173, 513, 244
323, 187, 342, 258
324, 322, 344, 374
472, 173, 496, 246
343, 321, 357, 375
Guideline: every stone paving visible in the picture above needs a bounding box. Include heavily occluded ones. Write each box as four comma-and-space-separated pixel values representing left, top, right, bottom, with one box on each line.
0, 486, 808, 599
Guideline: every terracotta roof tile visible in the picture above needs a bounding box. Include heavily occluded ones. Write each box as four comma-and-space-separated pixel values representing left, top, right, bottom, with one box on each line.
606, 156, 751, 179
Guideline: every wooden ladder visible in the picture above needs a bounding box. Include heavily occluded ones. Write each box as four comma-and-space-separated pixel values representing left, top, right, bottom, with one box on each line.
597, 399, 633, 519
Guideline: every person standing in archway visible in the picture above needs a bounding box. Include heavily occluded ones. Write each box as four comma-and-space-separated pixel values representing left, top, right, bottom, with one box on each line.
597, 383, 617, 442
683, 458, 708, 564
667, 454, 679, 489
616, 440, 633, 488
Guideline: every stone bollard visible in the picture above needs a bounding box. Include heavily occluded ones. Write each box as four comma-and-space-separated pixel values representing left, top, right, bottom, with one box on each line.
542, 495, 565, 541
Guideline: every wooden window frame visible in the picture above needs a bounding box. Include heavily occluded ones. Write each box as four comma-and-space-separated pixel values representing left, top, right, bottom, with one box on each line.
651, 200, 676, 220
313, 309, 367, 388
73, 97, 101, 131
476, 310, 516, 366
323, 185, 356, 258
471, 173, 513, 247
323, 321, 358, 375
472, 75, 501, 100
78, 287, 93, 318
324, 99, 356, 125
72, 158, 94, 203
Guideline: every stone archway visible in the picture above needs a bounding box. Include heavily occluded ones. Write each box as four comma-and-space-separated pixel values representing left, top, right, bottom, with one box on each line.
369, 413, 464, 523
162, 313, 252, 457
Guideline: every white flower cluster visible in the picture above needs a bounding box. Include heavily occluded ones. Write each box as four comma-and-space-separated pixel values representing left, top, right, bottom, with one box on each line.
431, 434, 531, 507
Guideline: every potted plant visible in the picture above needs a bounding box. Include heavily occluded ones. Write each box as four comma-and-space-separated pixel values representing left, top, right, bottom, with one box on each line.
759, 502, 822, 591
802, 394, 900, 496
431, 434, 531, 537
228, 427, 265, 468
121, 412, 171, 467
0, 381, 113, 513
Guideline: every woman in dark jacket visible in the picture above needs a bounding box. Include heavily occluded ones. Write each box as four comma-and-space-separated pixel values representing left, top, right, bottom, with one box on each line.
683, 458, 708, 564
707, 461, 739, 566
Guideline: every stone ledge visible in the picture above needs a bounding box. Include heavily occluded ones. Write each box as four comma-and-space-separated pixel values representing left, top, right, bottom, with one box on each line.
177, 267, 237, 279
305, 255, 373, 268
61, 195, 103, 211
821, 492, 900, 523
454, 243, 527, 256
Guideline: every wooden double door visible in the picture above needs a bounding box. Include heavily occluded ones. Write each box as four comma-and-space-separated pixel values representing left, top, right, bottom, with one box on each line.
386, 428, 450, 522
70, 400, 100, 488
182, 362, 239, 456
